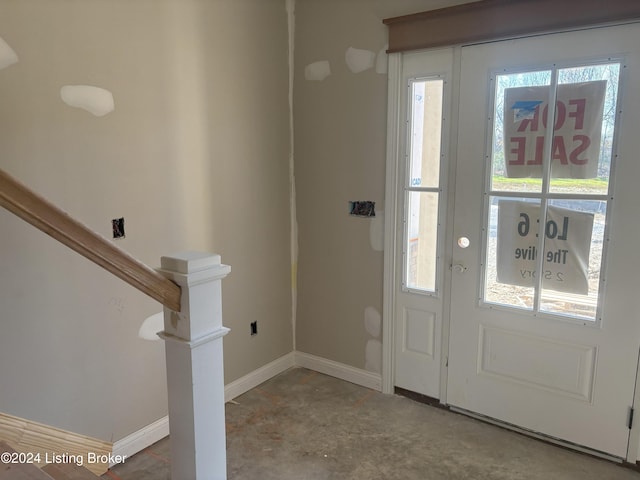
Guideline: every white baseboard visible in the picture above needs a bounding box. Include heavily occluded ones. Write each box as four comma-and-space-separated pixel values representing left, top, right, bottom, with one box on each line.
294, 351, 382, 391
224, 352, 296, 402
110, 416, 169, 467
110, 350, 379, 465
110, 352, 296, 465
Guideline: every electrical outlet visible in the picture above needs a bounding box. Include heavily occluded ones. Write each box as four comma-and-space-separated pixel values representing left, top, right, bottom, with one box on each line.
250, 321, 258, 336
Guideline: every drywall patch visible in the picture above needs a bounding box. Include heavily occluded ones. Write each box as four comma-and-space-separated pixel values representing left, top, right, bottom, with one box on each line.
60, 85, 115, 116
0, 36, 18, 71
365, 339, 382, 374
375, 45, 388, 74
304, 60, 331, 81
345, 47, 375, 74
139, 312, 164, 341
365, 307, 382, 374
369, 211, 384, 252
364, 306, 381, 338
108, 297, 126, 316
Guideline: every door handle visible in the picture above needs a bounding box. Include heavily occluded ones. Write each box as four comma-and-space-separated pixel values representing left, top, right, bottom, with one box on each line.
452, 264, 468, 274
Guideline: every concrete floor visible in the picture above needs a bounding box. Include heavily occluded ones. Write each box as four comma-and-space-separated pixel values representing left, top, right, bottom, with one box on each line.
103, 367, 640, 479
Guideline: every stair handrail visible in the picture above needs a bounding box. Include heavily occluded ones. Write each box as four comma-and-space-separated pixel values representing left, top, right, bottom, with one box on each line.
0, 168, 181, 312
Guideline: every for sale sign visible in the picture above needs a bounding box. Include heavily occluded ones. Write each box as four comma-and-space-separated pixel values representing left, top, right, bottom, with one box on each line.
504, 81, 606, 178
496, 200, 594, 294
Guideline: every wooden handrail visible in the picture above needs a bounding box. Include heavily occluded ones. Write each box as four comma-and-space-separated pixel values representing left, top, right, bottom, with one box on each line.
0, 168, 181, 312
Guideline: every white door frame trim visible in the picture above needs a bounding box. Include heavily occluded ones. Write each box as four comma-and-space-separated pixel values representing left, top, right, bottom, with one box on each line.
382, 52, 402, 395
437, 45, 463, 404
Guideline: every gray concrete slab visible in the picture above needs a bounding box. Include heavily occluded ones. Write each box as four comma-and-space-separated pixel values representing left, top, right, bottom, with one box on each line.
103, 368, 640, 479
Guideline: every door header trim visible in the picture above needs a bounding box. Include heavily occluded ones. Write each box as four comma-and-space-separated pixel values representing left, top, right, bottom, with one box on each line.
384, 0, 640, 53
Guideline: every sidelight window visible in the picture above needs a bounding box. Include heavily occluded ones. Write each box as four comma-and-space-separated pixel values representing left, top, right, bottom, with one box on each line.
403, 78, 445, 294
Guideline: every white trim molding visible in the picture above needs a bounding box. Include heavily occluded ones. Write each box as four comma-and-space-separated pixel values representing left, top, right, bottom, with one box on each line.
111, 416, 169, 467
382, 52, 403, 395
225, 352, 296, 402
294, 351, 382, 391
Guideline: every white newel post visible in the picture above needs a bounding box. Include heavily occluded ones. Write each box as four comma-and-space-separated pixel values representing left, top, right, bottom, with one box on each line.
157, 252, 231, 480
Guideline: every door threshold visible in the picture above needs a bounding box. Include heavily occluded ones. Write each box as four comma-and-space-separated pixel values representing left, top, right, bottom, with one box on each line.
449, 406, 623, 464
394, 387, 448, 410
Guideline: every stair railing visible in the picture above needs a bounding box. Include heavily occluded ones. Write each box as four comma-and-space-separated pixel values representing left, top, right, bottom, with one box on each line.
0, 167, 229, 480
0, 168, 181, 312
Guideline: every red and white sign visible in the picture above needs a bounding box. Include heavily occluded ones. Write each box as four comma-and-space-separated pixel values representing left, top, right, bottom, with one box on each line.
504, 81, 606, 178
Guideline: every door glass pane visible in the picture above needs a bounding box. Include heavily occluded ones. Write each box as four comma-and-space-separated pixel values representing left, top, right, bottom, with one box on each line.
482, 61, 619, 323
406, 192, 439, 291
484, 196, 537, 310
539, 199, 606, 320
408, 79, 443, 189
404, 77, 444, 294
549, 63, 620, 195
491, 70, 551, 193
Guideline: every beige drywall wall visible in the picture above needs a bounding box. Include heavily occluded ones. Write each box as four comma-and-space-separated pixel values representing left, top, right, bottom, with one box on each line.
294, 0, 388, 371
293, 0, 477, 371
0, 0, 291, 442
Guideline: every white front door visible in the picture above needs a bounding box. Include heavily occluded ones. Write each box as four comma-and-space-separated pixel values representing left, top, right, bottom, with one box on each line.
447, 23, 640, 459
